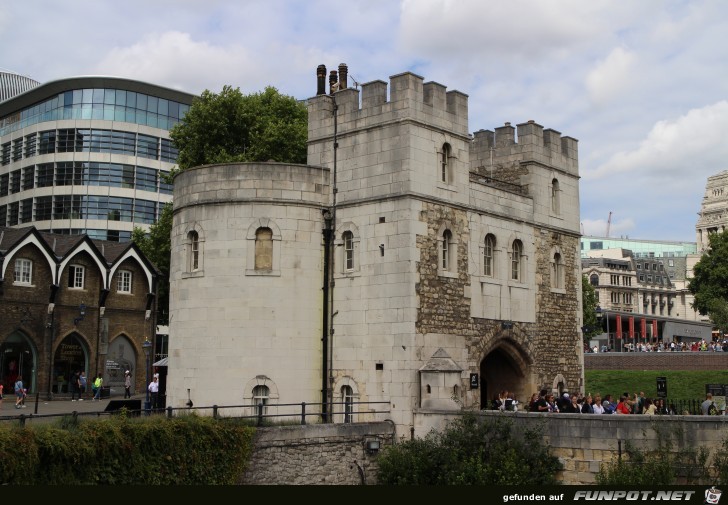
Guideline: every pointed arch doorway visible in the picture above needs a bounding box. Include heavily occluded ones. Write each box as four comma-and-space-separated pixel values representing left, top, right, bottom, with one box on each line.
1, 331, 37, 395
479, 343, 532, 410
52, 333, 88, 394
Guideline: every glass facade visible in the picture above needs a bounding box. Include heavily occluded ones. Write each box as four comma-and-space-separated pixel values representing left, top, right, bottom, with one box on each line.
0, 79, 194, 242
0, 88, 190, 137
580, 237, 697, 258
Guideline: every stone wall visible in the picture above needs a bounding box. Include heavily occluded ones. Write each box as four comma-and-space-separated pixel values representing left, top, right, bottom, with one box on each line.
240, 421, 396, 485
239, 413, 727, 485
414, 410, 728, 485
585, 352, 728, 371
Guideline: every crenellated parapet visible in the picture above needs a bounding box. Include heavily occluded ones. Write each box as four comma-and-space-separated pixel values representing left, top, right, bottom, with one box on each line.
471, 120, 578, 178
307, 70, 469, 152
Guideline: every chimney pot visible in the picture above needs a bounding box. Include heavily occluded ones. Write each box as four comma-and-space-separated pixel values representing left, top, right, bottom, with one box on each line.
329, 70, 338, 94
338, 63, 348, 90
316, 64, 327, 95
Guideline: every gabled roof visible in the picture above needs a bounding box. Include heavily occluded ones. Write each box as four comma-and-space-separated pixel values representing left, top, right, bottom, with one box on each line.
419, 348, 462, 372
0, 226, 157, 291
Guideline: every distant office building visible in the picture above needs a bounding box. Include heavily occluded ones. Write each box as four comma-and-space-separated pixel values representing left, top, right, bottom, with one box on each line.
0, 76, 196, 242
582, 248, 711, 351
581, 236, 697, 259
0, 71, 40, 102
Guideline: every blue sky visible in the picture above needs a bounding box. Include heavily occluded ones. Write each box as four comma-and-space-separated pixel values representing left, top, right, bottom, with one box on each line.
2, 0, 727, 242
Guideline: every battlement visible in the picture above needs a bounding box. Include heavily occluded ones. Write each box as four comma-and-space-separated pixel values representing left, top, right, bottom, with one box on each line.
471, 120, 578, 175
307, 66, 469, 143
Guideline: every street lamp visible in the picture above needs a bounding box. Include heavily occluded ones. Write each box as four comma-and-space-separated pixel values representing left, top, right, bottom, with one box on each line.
142, 338, 152, 411
73, 303, 86, 325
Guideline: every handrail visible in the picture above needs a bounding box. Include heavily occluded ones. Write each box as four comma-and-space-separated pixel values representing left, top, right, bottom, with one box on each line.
0, 400, 391, 427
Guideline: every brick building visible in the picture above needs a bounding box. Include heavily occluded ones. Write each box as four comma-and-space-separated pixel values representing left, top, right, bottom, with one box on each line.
0, 226, 157, 398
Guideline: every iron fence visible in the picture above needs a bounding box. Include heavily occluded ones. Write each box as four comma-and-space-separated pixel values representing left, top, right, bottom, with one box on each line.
0, 400, 391, 427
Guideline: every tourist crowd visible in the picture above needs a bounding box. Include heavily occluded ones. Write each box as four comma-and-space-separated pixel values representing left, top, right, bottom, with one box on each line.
489, 389, 725, 416
586, 339, 728, 353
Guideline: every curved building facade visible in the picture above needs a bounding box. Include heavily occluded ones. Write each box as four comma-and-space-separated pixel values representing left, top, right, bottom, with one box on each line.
0, 76, 196, 241
0, 71, 40, 102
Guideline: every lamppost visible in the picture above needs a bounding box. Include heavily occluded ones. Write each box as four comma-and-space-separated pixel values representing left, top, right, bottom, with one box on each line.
595, 305, 603, 351
142, 338, 152, 411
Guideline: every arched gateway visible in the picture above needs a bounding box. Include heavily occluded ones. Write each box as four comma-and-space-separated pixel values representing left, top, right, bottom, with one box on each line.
480, 341, 533, 410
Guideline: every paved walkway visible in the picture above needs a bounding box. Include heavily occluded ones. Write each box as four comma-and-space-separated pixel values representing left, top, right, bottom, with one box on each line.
0, 392, 149, 424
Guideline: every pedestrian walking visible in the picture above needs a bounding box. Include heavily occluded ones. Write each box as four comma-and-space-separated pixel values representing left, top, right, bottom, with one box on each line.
148, 376, 159, 410
14, 378, 27, 409
70, 371, 81, 401
78, 371, 87, 400
124, 370, 132, 399
92, 375, 103, 401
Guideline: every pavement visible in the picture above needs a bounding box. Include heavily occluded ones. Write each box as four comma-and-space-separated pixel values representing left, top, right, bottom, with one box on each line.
0, 392, 149, 424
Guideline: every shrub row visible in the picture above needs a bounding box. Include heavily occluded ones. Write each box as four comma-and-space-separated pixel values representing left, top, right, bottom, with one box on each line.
0, 413, 255, 485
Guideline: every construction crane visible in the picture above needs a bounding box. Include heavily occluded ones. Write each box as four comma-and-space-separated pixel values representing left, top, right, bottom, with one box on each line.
606, 211, 612, 238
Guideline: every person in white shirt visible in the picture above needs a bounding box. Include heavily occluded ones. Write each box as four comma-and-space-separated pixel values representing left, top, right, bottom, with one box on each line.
148, 376, 160, 410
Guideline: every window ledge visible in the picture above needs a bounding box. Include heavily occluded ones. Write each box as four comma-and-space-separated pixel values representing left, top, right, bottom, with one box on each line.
438, 270, 458, 279
336, 270, 361, 279
182, 270, 204, 279
245, 269, 281, 277
550, 287, 567, 295
13, 282, 35, 287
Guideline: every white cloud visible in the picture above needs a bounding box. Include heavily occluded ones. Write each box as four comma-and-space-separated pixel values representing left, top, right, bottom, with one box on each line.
585, 47, 637, 106
590, 101, 728, 180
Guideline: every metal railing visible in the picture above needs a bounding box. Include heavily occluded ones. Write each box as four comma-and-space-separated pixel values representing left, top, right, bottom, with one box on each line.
0, 400, 391, 427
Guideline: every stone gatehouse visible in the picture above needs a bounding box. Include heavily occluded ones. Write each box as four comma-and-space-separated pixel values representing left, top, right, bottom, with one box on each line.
168, 65, 584, 437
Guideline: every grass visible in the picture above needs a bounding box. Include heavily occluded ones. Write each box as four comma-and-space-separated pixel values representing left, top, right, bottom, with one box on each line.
585, 370, 728, 400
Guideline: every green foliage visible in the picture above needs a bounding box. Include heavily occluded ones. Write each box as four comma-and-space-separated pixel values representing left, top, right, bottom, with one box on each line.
713, 438, 728, 486
170, 85, 308, 171
0, 415, 254, 485
582, 275, 600, 340
689, 230, 728, 331
596, 422, 710, 485
132, 202, 172, 323
585, 370, 728, 400
376, 414, 562, 485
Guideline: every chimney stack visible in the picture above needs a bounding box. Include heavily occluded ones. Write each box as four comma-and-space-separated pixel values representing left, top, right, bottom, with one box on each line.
338, 63, 348, 90
316, 64, 327, 95
329, 70, 339, 94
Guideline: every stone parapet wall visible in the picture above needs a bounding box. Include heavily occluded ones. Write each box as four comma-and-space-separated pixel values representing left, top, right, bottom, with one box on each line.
414, 410, 728, 485
239, 414, 727, 485
240, 422, 395, 485
585, 352, 728, 370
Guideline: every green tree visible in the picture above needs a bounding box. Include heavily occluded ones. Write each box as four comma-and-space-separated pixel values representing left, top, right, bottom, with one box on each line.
689, 230, 728, 334
582, 274, 600, 341
170, 85, 308, 171
132, 202, 172, 324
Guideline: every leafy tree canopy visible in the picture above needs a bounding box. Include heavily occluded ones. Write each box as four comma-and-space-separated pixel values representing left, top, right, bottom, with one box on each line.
582, 274, 601, 340
132, 202, 172, 324
689, 230, 728, 333
170, 85, 308, 171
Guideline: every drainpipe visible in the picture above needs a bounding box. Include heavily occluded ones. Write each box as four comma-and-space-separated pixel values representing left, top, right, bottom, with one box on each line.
47, 283, 59, 400
321, 209, 332, 423
320, 80, 340, 423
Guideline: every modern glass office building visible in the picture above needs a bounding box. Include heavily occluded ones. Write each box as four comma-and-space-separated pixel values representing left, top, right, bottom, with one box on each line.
581, 236, 697, 259
0, 76, 196, 241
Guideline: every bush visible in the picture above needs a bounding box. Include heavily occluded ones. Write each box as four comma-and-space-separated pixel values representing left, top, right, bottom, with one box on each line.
376, 413, 562, 485
0, 414, 255, 485
596, 422, 710, 485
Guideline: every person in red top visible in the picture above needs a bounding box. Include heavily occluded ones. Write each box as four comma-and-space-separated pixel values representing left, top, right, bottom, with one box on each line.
616, 395, 631, 414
